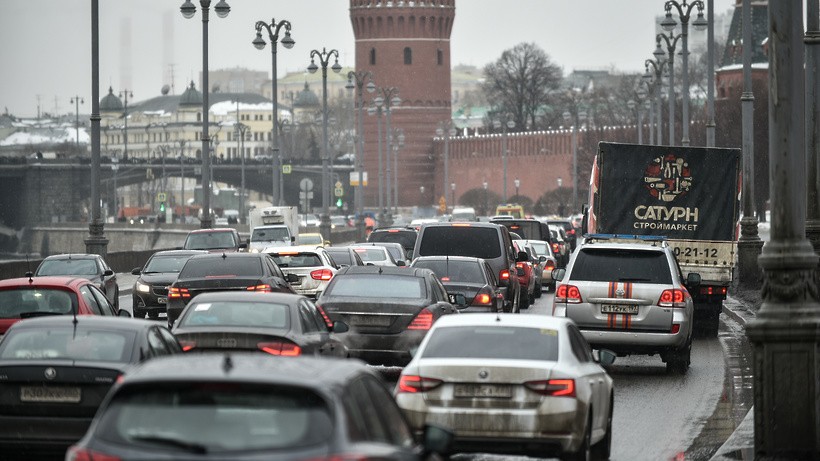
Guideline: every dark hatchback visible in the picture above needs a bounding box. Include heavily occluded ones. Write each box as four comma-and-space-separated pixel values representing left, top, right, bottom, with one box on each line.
316, 266, 458, 366
410, 256, 504, 313
131, 250, 207, 319
367, 227, 419, 259
68, 354, 452, 460
0, 316, 180, 459
166, 253, 297, 327
172, 292, 348, 358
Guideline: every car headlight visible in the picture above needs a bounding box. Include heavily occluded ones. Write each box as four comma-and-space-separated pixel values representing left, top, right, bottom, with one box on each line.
136, 282, 151, 293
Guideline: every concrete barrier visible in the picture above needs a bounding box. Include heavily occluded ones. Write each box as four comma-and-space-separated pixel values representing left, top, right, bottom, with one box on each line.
0, 248, 171, 281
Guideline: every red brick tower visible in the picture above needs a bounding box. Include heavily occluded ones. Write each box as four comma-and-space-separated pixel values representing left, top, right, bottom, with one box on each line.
350, 0, 455, 209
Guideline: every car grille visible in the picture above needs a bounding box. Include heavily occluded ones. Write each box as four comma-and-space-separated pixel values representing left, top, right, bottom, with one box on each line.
152, 287, 168, 296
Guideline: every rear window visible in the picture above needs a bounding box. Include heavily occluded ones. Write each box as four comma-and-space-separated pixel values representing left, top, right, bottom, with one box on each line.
492, 221, 544, 241
270, 253, 323, 268
570, 248, 673, 284
179, 301, 290, 329
352, 248, 387, 262
144, 255, 193, 274
0, 288, 78, 318
326, 249, 352, 266
251, 227, 290, 243
412, 260, 483, 284
184, 232, 237, 250
417, 227, 501, 260
326, 275, 425, 299
0, 328, 135, 362
368, 230, 417, 250
422, 326, 559, 361
36, 259, 98, 276
180, 258, 263, 278
96, 383, 333, 453
528, 242, 550, 257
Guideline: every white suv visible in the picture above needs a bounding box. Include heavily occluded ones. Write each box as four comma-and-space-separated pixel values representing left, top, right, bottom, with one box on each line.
551, 234, 700, 374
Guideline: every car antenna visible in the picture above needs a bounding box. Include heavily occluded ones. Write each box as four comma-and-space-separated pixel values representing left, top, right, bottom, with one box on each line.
222, 353, 233, 374
26, 253, 33, 280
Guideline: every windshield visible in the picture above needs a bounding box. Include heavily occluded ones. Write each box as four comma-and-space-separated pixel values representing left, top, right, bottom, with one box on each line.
528, 242, 550, 257
179, 258, 263, 278
179, 301, 290, 329
252, 227, 290, 243
412, 260, 483, 283
367, 231, 417, 250
96, 383, 333, 453
297, 234, 323, 245
422, 325, 559, 361
326, 249, 352, 266
144, 255, 193, 274
0, 328, 135, 362
327, 275, 425, 299
0, 288, 78, 318
36, 258, 99, 276
570, 248, 672, 283
184, 232, 237, 250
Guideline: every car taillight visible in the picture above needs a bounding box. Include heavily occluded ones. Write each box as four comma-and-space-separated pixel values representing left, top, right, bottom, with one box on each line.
699, 286, 727, 295
658, 289, 688, 308
315, 304, 333, 329
552, 243, 560, 253
524, 379, 576, 397
567, 229, 576, 235
516, 262, 525, 269
472, 289, 493, 306
247, 284, 273, 292
257, 341, 302, 356
66, 447, 122, 461
544, 259, 556, 269
407, 310, 433, 330
178, 340, 196, 352
398, 375, 443, 393
555, 284, 582, 303
499, 269, 510, 281
310, 269, 334, 281
168, 287, 190, 299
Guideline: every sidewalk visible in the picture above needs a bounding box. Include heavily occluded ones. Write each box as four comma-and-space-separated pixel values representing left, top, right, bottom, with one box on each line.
708, 295, 757, 461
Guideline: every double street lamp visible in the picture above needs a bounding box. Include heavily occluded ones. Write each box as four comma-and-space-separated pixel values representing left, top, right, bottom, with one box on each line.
376, 88, 401, 223
562, 110, 586, 214
346, 71, 376, 239
234, 123, 250, 224
392, 128, 405, 214
492, 115, 514, 203
180, 0, 231, 229
654, 30, 682, 146
627, 83, 648, 144
307, 47, 342, 239
644, 57, 669, 145
253, 17, 294, 207
70, 95, 84, 154
436, 120, 456, 213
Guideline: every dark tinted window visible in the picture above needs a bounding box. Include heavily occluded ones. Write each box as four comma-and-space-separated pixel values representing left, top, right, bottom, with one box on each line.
180, 258, 263, 278
0, 288, 78, 318
412, 260, 484, 283
144, 255, 193, 274
352, 248, 388, 262
326, 275, 425, 299
570, 248, 672, 284
368, 230, 417, 250
0, 328, 135, 362
417, 226, 501, 259
184, 231, 237, 250
251, 227, 291, 243
96, 383, 333, 452
492, 221, 544, 241
326, 249, 353, 266
79, 286, 104, 315
178, 301, 290, 329
422, 326, 559, 361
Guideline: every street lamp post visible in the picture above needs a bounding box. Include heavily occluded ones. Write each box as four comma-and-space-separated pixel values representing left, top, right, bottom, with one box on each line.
661, 0, 708, 147
437, 121, 456, 213
85, 0, 108, 256
705, 0, 716, 146
563, 110, 586, 214
645, 58, 668, 145
492, 115, 514, 203
806, 0, 820, 253
307, 47, 342, 240
393, 129, 405, 214
419, 186, 425, 206
346, 71, 375, 239
180, 0, 230, 229
70, 95, 84, 154
655, 31, 682, 146
375, 88, 400, 225
556, 177, 565, 217
253, 17, 295, 207
111, 153, 119, 220
235, 123, 250, 224
119, 89, 132, 161
482, 181, 488, 216
450, 182, 456, 210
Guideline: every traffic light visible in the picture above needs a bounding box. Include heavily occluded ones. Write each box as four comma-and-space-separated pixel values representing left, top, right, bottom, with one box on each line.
159, 202, 166, 213
336, 198, 343, 208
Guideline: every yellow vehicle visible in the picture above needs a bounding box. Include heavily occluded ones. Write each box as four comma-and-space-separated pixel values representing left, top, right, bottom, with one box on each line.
494, 204, 525, 219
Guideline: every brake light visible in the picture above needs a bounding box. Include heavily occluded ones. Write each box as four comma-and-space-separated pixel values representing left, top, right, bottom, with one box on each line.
555, 285, 582, 303
516, 262, 525, 269
407, 310, 433, 330
452, 223, 471, 227
315, 304, 333, 329
658, 289, 688, 308
699, 286, 727, 295
524, 379, 576, 397
499, 269, 510, 281
258, 341, 302, 356
168, 287, 190, 299
310, 269, 334, 281
440, 276, 450, 281
247, 284, 273, 292
671, 324, 681, 334
66, 447, 122, 461
398, 375, 443, 393
178, 340, 196, 352
567, 229, 576, 235
473, 290, 493, 306
552, 243, 560, 254
544, 259, 556, 269
388, 229, 400, 233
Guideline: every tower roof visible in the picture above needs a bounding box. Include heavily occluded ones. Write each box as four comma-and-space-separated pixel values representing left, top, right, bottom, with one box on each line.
293, 82, 320, 108
179, 81, 203, 107
99, 87, 124, 112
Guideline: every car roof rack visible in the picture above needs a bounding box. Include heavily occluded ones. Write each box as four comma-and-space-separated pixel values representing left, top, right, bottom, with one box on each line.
582, 233, 667, 246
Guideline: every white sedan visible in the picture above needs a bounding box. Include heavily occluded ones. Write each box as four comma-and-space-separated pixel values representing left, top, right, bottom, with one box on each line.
394, 314, 615, 461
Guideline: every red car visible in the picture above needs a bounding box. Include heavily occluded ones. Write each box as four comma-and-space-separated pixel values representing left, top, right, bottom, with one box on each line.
513, 241, 536, 309
0, 276, 129, 339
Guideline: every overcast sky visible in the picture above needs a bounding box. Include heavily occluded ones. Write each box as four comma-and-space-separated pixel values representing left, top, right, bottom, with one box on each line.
1, 0, 737, 118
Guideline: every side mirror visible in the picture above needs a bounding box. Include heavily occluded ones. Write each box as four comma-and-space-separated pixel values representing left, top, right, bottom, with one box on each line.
686, 272, 702, 287
118, 309, 132, 318
396, 260, 406, 267
539, 255, 547, 263
103, 269, 115, 277
449, 293, 467, 307
130, 267, 141, 275
331, 321, 349, 333
421, 424, 454, 455
594, 348, 617, 366
516, 251, 529, 262
324, 240, 332, 247
24, 271, 34, 278
291, 236, 296, 243
366, 262, 375, 266
238, 242, 248, 249
552, 268, 566, 282
285, 273, 300, 284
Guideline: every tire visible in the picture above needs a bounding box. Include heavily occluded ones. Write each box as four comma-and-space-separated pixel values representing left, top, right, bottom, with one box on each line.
704, 306, 721, 337
666, 338, 692, 375
562, 412, 591, 461
591, 396, 613, 460
133, 308, 146, 319
519, 288, 530, 310
534, 282, 543, 298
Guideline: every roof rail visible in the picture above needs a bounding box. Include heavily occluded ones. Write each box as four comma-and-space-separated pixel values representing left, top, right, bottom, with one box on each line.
582, 234, 667, 245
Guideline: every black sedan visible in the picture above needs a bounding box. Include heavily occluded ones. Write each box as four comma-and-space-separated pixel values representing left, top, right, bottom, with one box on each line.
166, 253, 298, 327
0, 316, 180, 459
131, 250, 207, 319
172, 292, 348, 357
33, 253, 119, 309
410, 255, 505, 313
68, 354, 452, 460
316, 265, 458, 366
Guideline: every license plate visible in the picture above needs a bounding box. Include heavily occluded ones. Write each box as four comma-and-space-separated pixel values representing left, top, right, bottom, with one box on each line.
348, 315, 392, 327
601, 304, 639, 315
157, 297, 167, 305
20, 386, 81, 403
454, 384, 512, 399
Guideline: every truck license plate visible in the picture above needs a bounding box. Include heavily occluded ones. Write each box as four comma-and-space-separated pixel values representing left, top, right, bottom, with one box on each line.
601, 304, 639, 315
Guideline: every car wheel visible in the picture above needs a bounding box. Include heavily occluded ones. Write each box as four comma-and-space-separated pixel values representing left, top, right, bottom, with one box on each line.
133, 308, 146, 319
666, 338, 692, 375
591, 395, 613, 460
519, 288, 530, 310
534, 282, 542, 298
562, 412, 591, 461
702, 305, 721, 337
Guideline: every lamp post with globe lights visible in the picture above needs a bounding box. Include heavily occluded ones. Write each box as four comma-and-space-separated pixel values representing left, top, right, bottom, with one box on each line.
307, 47, 342, 239
180, 0, 231, 229
437, 120, 456, 211
644, 57, 669, 144
482, 180, 489, 216
393, 128, 405, 214
346, 71, 375, 239
655, 30, 682, 146
375, 88, 401, 224
70, 95, 84, 154
252, 17, 294, 206
492, 115, 514, 203
85, 0, 108, 255
234, 123, 250, 223
563, 110, 586, 214
660, 0, 708, 147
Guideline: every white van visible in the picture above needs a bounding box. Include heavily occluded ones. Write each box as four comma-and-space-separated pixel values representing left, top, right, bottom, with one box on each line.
450, 207, 478, 222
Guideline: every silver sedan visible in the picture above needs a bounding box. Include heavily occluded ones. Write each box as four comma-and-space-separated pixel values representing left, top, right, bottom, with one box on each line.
395, 314, 615, 460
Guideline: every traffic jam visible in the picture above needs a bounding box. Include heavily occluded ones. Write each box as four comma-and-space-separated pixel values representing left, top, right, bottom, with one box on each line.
0, 141, 740, 460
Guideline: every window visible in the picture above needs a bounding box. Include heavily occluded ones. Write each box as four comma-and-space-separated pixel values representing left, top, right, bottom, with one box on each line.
89, 286, 116, 316
437, 49, 443, 65
299, 303, 321, 333
422, 326, 560, 361
403, 47, 412, 65
148, 328, 170, 356
370, 48, 376, 65
569, 248, 673, 284
79, 286, 103, 315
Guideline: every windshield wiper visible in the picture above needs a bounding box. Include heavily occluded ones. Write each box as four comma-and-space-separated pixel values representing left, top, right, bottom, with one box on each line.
130, 435, 208, 454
